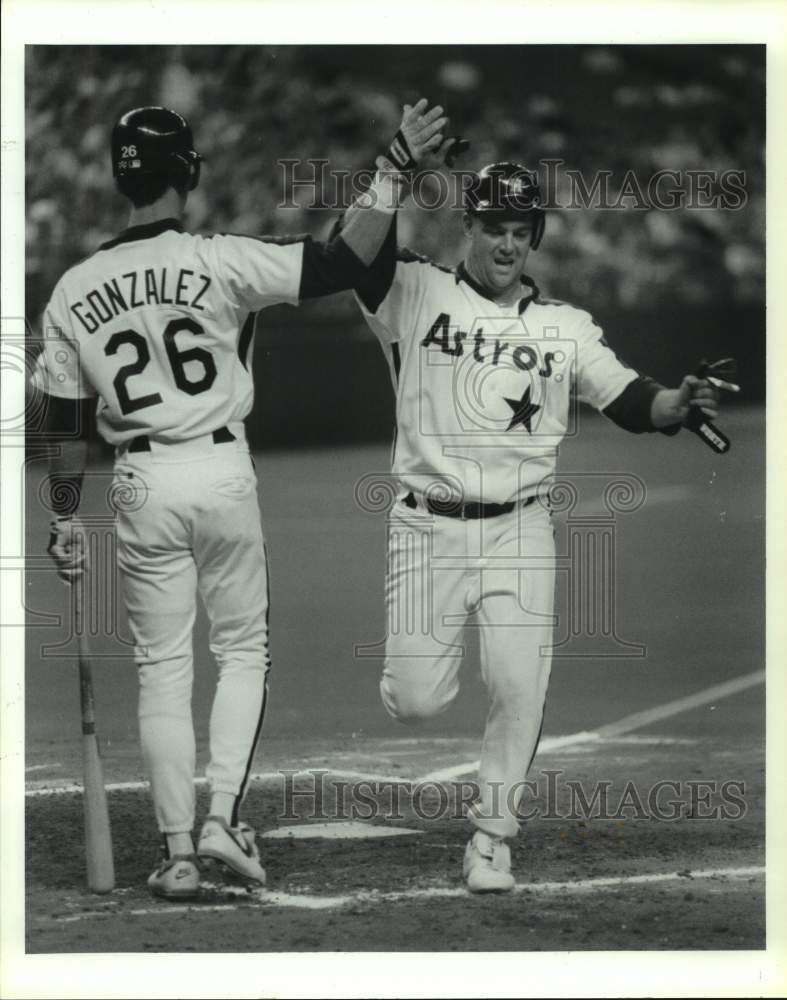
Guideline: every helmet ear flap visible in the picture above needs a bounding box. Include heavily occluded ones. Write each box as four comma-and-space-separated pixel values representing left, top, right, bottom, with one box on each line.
171, 150, 202, 192
186, 153, 202, 191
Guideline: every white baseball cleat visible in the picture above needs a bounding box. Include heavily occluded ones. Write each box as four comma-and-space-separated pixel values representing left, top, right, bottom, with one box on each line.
147, 854, 202, 900
462, 831, 516, 893
197, 816, 267, 885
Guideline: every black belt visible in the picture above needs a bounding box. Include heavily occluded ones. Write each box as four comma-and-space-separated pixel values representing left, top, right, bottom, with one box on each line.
402, 491, 536, 520
127, 426, 236, 453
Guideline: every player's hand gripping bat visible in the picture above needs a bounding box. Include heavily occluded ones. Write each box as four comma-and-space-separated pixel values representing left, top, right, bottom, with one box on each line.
683, 357, 740, 453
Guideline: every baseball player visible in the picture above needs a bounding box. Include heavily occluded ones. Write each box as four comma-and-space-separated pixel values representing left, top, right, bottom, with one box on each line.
346, 161, 735, 891
36, 101, 449, 899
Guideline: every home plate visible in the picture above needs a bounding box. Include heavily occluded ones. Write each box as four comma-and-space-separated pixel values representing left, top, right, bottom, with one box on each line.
262, 822, 423, 840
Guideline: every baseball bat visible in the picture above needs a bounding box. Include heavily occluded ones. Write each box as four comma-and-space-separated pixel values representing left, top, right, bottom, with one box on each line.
73, 580, 115, 893
684, 358, 739, 454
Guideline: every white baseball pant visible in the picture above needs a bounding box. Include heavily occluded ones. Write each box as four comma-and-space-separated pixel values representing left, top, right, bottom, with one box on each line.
113, 427, 270, 834
381, 496, 555, 839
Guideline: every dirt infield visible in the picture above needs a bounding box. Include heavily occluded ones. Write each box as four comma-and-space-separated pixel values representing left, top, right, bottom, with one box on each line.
21, 411, 767, 956
26, 730, 764, 953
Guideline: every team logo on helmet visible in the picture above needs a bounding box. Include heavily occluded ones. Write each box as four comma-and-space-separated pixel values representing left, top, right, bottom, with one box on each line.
464, 162, 546, 249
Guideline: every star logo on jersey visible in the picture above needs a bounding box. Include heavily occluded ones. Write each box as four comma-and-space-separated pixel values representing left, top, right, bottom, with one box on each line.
503, 385, 541, 433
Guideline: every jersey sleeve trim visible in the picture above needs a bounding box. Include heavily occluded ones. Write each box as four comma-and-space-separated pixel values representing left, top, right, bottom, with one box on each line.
205, 231, 310, 246
32, 380, 95, 401
238, 313, 256, 370
602, 375, 663, 433
354, 221, 398, 313
391, 341, 401, 381
357, 238, 455, 317
298, 233, 369, 299
587, 369, 639, 412
37, 393, 94, 439
97, 218, 184, 252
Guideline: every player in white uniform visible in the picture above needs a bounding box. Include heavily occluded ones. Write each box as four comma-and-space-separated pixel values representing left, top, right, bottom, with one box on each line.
37, 102, 450, 898
349, 162, 730, 891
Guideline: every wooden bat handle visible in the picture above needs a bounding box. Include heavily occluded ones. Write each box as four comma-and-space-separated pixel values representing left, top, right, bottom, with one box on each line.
74, 583, 96, 733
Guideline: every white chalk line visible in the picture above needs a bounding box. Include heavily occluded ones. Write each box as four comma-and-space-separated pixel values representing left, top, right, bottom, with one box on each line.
579, 483, 692, 515
25, 670, 764, 796
24, 767, 412, 798
595, 669, 766, 739
47, 865, 764, 923
24, 736, 694, 798
422, 669, 765, 783
262, 821, 424, 840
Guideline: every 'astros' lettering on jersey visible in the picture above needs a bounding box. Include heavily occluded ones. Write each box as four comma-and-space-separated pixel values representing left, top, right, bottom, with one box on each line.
33, 218, 316, 446
358, 253, 638, 504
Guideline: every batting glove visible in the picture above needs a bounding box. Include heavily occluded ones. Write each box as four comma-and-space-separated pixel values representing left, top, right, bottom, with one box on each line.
381, 98, 450, 177
47, 515, 88, 583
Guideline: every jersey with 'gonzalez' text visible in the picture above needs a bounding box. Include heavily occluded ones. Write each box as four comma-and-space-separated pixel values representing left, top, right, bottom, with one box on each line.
33, 218, 361, 446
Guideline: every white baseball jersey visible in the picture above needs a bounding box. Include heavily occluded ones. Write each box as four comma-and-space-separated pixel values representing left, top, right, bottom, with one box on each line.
359, 254, 638, 504
32, 219, 309, 446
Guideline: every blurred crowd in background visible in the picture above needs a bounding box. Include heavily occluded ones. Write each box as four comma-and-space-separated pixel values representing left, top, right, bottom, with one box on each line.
26, 45, 763, 321
24, 46, 765, 441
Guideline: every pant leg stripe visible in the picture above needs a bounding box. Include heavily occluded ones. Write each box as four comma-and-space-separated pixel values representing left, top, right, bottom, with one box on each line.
231, 541, 272, 826
232, 679, 268, 826
527, 713, 545, 774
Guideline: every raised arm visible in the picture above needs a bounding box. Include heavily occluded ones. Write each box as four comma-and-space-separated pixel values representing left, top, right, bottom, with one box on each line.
339, 99, 450, 265
224, 99, 450, 305
333, 105, 468, 314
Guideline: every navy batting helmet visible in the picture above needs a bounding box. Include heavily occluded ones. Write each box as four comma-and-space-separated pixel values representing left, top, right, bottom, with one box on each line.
111, 107, 202, 192
464, 162, 545, 249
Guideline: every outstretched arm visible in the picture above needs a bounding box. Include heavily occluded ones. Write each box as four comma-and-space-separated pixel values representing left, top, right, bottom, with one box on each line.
604, 372, 722, 432
603, 359, 738, 453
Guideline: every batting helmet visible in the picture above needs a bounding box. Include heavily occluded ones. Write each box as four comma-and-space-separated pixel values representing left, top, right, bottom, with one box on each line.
464, 162, 545, 249
111, 106, 202, 192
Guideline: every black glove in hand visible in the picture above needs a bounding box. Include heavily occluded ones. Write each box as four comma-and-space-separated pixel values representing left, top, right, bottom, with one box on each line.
383, 99, 449, 177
